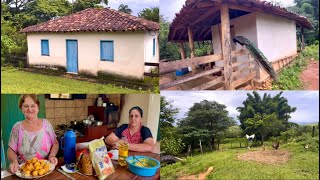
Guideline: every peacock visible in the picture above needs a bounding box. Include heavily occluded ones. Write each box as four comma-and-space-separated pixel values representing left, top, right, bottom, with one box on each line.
233, 36, 277, 81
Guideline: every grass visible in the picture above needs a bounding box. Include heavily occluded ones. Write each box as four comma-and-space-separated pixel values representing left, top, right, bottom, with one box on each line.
1, 66, 146, 93
272, 43, 319, 90
161, 141, 319, 180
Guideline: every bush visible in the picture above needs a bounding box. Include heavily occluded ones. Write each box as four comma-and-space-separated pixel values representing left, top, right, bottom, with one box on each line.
294, 133, 319, 152
161, 137, 185, 156
302, 43, 319, 60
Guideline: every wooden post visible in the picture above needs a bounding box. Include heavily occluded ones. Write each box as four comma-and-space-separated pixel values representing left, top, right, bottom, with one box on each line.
179, 42, 186, 59
220, 3, 233, 90
301, 28, 305, 51
188, 26, 197, 74
188, 27, 195, 58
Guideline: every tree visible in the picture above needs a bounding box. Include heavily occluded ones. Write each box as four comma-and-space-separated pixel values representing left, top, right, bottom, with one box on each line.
138, 7, 159, 22
118, 4, 132, 14
178, 100, 236, 150
160, 96, 179, 128
288, 0, 319, 45
159, 15, 180, 60
72, 0, 108, 12
237, 91, 296, 142
23, 0, 72, 26
4, 0, 33, 13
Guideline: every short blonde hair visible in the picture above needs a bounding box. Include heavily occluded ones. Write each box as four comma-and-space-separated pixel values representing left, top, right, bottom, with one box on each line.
18, 94, 40, 110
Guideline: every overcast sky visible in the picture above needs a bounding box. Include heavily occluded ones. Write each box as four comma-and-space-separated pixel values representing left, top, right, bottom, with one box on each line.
160, 0, 296, 22
161, 91, 319, 125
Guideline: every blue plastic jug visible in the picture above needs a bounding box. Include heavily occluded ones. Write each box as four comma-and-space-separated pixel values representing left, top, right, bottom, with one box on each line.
60, 129, 76, 165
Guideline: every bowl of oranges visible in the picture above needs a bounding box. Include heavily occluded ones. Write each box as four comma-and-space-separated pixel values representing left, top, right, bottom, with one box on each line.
15, 157, 55, 179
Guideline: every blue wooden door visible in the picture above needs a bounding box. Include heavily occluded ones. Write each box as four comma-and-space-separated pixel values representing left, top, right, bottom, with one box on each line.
66, 40, 78, 73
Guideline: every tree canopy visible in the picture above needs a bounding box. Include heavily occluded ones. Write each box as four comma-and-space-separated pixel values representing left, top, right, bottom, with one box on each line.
288, 0, 319, 45
178, 100, 236, 148
237, 91, 296, 142
138, 7, 159, 22
118, 4, 132, 14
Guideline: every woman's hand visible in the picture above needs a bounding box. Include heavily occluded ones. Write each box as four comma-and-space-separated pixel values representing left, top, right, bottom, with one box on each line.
9, 161, 19, 174
48, 156, 58, 166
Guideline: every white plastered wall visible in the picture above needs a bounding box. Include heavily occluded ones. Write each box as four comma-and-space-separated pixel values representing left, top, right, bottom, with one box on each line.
27, 31, 147, 78
119, 94, 160, 143
256, 12, 297, 81
144, 31, 159, 72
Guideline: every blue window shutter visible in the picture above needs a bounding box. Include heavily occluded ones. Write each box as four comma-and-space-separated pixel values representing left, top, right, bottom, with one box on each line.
153, 38, 156, 56
41, 40, 49, 56
100, 41, 114, 61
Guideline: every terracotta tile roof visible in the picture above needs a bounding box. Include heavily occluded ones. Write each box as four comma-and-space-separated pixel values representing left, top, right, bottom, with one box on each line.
20, 8, 159, 33
168, 0, 313, 42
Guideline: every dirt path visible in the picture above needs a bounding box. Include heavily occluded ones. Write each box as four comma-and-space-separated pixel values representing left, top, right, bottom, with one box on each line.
301, 60, 319, 90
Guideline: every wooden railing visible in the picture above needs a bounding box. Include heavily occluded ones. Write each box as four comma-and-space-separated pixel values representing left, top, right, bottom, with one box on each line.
271, 54, 298, 72
231, 54, 256, 89
160, 50, 257, 90
144, 62, 159, 77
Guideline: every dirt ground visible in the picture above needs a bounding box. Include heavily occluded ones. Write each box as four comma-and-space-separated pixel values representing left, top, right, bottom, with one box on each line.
301, 60, 319, 90
237, 150, 290, 165
178, 166, 214, 180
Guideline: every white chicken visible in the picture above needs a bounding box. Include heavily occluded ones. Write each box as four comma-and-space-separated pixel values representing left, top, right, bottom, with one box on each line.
246, 134, 255, 141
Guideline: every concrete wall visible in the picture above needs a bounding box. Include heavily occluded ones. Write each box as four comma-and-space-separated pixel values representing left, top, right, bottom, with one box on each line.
27, 31, 148, 78
119, 94, 160, 143
144, 31, 159, 72
256, 12, 297, 81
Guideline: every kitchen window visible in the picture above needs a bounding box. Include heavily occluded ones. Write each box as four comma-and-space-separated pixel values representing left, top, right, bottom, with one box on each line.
100, 40, 114, 62
41, 39, 49, 56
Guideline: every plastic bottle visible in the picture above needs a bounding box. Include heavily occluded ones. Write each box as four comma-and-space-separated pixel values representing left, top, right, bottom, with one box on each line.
118, 137, 129, 166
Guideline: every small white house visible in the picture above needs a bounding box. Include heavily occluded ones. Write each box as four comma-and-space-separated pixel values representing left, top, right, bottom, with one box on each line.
168, 0, 312, 83
21, 8, 159, 79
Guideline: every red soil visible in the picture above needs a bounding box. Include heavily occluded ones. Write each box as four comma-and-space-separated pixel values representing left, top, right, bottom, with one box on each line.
301, 60, 319, 90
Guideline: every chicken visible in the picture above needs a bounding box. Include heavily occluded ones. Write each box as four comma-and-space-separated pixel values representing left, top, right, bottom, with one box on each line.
272, 141, 280, 149
246, 134, 255, 141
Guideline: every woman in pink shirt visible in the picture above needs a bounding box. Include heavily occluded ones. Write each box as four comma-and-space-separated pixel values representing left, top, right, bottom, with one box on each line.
7, 94, 59, 173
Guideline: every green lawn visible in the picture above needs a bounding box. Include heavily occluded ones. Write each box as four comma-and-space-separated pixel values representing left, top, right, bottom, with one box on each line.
161, 142, 319, 180
1, 66, 146, 93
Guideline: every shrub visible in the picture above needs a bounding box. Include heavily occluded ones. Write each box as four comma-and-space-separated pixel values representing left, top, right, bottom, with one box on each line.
161, 137, 185, 156
302, 43, 319, 60
295, 133, 319, 152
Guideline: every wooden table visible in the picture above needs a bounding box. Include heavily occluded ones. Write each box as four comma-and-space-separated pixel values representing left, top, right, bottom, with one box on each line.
3, 151, 160, 180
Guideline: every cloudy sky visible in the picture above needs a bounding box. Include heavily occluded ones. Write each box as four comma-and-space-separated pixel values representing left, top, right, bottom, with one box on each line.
161, 91, 319, 125
107, 0, 159, 16
160, 0, 296, 22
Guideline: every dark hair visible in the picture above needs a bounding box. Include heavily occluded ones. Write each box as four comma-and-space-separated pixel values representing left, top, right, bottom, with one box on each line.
18, 94, 40, 110
129, 106, 143, 117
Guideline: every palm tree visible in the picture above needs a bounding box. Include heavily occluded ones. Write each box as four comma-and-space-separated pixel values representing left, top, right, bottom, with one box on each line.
118, 4, 132, 14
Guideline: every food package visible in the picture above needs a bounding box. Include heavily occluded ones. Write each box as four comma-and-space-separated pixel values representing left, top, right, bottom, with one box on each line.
88, 137, 114, 180
75, 149, 94, 175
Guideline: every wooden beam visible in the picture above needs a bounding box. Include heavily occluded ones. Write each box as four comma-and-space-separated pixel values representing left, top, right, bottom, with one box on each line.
190, 7, 219, 26
220, 3, 233, 90
190, 76, 224, 90
233, 72, 256, 88
301, 28, 305, 50
160, 67, 223, 90
188, 26, 196, 59
179, 42, 186, 59
160, 50, 247, 74
188, 26, 197, 74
